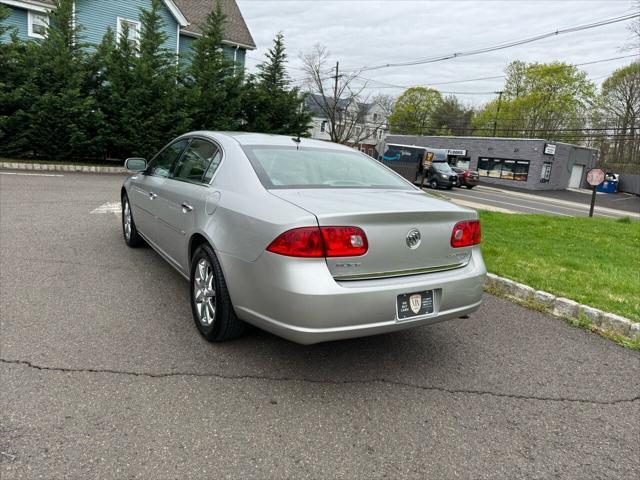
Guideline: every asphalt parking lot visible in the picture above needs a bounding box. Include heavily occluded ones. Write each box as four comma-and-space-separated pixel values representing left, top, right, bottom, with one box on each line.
1, 171, 639, 479
444, 184, 640, 218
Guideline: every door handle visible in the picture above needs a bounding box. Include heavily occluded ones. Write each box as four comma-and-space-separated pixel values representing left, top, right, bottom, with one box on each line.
149, 192, 158, 200
181, 203, 193, 213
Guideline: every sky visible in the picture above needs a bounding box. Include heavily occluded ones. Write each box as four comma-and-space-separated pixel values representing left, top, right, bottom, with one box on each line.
236, 0, 639, 106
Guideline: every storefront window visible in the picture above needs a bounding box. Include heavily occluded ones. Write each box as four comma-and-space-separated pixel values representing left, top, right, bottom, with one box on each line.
455, 157, 471, 169
477, 158, 489, 176
501, 160, 515, 180
514, 161, 530, 181
477, 157, 530, 181
487, 159, 502, 178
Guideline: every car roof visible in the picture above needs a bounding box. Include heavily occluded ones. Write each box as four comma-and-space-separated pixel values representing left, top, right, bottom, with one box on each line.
184, 131, 353, 151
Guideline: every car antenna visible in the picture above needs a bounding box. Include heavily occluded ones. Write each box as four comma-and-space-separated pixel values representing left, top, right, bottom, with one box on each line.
291, 134, 301, 150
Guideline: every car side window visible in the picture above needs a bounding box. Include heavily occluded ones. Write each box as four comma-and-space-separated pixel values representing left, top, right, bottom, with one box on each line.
148, 139, 189, 178
173, 139, 221, 184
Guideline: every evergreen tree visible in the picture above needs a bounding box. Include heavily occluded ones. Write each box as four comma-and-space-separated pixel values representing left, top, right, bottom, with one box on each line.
11, 0, 103, 159
258, 32, 288, 92
130, 0, 187, 156
186, 0, 243, 130
94, 0, 187, 158
91, 26, 137, 158
242, 33, 310, 135
0, 5, 29, 155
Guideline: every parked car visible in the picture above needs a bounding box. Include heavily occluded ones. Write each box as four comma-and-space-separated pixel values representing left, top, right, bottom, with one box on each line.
121, 132, 486, 344
426, 161, 459, 190
452, 167, 480, 189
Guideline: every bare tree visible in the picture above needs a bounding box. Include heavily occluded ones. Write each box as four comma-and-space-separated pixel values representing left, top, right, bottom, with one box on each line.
302, 44, 390, 145
621, 0, 640, 52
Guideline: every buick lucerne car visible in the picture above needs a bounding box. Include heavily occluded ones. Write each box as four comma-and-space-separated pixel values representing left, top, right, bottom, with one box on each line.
121, 132, 486, 344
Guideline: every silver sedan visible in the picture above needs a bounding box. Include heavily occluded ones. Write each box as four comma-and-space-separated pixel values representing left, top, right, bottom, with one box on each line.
121, 132, 486, 344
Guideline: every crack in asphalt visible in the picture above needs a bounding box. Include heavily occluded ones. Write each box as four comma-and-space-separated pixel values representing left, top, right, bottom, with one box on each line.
3, 358, 639, 406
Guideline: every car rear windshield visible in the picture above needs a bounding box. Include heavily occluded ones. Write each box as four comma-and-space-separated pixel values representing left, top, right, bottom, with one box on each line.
243, 146, 413, 190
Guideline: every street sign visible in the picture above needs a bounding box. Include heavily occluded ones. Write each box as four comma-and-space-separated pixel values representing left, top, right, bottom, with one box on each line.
544, 144, 556, 155
586, 168, 605, 186
586, 168, 606, 218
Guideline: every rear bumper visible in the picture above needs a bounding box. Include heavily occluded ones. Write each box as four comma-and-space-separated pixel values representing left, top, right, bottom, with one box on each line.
462, 177, 480, 186
219, 248, 486, 344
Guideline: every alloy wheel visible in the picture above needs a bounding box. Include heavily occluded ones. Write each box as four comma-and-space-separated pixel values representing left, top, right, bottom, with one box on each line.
123, 199, 132, 240
193, 258, 216, 326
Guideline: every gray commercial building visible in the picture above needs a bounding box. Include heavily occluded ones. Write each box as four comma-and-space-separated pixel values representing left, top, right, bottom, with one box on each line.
383, 135, 599, 190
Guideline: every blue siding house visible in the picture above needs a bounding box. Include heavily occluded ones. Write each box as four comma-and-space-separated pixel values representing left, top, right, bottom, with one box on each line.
0, 0, 255, 65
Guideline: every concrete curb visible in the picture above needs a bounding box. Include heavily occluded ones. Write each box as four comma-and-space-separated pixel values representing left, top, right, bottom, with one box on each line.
0, 161, 126, 174
485, 273, 638, 342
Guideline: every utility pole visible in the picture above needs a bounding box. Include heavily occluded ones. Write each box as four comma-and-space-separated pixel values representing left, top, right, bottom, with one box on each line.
492, 90, 503, 137
333, 61, 339, 100
329, 61, 341, 142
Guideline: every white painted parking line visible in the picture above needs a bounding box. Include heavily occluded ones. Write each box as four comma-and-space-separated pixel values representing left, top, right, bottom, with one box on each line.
451, 188, 623, 218
0, 172, 64, 177
474, 185, 640, 218
447, 191, 572, 216
449, 198, 518, 214
90, 202, 121, 216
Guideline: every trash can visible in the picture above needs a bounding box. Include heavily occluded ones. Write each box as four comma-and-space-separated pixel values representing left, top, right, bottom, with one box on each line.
596, 173, 619, 193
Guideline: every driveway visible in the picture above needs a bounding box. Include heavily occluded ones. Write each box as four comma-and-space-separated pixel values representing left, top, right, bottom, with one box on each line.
1, 171, 639, 479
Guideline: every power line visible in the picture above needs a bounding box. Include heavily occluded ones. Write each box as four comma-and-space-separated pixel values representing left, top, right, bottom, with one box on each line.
342, 13, 639, 73
357, 54, 639, 89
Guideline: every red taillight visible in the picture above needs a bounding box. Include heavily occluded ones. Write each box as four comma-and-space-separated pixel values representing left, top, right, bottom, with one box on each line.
267, 226, 368, 258
451, 220, 481, 248
321, 226, 368, 257
266, 227, 324, 257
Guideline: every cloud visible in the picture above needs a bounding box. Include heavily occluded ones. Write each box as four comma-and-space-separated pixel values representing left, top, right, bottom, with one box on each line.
238, 0, 638, 105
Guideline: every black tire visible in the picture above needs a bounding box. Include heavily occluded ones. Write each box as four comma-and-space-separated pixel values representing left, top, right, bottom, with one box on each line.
122, 193, 144, 247
466, 185, 474, 190
430, 179, 439, 189
190, 243, 245, 342
446, 185, 453, 190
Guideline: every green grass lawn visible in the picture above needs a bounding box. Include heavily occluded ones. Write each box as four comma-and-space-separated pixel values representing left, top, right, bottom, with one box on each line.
480, 212, 640, 322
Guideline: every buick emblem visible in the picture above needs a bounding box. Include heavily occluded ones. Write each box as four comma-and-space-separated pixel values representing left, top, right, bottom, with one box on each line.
406, 228, 421, 249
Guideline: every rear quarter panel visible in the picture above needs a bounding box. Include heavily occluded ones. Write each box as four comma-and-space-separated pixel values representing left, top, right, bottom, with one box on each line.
202, 136, 319, 263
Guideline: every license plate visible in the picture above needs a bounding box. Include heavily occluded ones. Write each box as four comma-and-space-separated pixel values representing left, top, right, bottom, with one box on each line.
397, 290, 434, 320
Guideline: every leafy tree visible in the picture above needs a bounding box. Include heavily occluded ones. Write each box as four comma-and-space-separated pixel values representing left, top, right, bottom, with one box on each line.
472, 61, 596, 142
185, 0, 243, 131
431, 95, 475, 136
388, 87, 443, 135
598, 63, 640, 172
241, 32, 310, 135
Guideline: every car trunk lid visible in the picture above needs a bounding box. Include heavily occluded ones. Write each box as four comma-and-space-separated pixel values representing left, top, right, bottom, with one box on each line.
270, 189, 477, 280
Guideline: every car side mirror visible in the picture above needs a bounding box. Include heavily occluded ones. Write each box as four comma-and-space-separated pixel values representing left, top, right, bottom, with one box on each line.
125, 158, 147, 172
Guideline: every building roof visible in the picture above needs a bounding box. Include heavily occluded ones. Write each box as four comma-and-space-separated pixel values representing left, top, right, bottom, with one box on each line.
387, 134, 599, 151
305, 94, 374, 118
17, 0, 255, 49
174, 0, 256, 49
